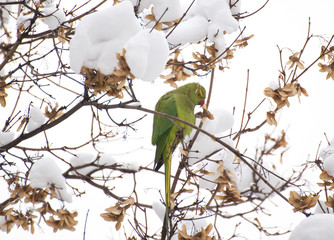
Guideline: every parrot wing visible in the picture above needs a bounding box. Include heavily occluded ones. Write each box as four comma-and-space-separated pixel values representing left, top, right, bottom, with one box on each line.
152, 94, 178, 171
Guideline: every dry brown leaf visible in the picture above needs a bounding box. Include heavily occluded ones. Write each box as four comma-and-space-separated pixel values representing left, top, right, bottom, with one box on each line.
179, 147, 189, 157
320, 171, 334, 182
100, 197, 134, 231
199, 169, 216, 176
179, 223, 216, 240
80, 48, 134, 99
325, 195, 334, 211
57, 27, 66, 44
266, 111, 277, 126
45, 209, 78, 232
145, 14, 156, 22
288, 191, 319, 212
235, 34, 254, 44
215, 185, 243, 204
287, 52, 305, 70
161, 54, 193, 87
319, 62, 334, 80
254, 217, 262, 227
0, 80, 10, 107
202, 105, 214, 120
234, 34, 254, 48
318, 171, 334, 189
264, 82, 307, 109
44, 103, 64, 122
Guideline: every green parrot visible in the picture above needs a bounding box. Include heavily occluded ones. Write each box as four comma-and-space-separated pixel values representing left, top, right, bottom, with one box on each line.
151, 83, 206, 218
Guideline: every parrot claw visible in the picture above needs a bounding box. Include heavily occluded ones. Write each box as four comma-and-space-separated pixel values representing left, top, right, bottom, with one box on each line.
176, 130, 184, 140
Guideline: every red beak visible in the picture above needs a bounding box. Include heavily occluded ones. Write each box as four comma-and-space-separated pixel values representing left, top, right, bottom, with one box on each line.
200, 99, 205, 106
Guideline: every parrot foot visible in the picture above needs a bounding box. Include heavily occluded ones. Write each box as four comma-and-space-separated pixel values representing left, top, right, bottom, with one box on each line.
176, 129, 184, 140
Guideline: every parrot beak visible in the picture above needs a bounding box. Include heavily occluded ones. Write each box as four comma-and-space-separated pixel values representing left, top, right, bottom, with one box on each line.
200, 99, 205, 107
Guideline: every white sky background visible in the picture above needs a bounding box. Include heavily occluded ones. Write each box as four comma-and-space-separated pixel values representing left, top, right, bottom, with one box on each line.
2, 0, 334, 239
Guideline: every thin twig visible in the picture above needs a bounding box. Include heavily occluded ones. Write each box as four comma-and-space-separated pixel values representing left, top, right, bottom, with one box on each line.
235, 69, 249, 148
83, 209, 90, 240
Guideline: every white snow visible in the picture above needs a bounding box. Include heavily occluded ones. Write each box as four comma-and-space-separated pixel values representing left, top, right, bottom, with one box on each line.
152, 0, 182, 23
167, 0, 239, 57
320, 141, 334, 177
121, 161, 140, 171
17, 4, 66, 31
167, 15, 209, 45
0, 131, 14, 147
198, 0, 238, 56
69, 152, 138, 176
30, 106, 46, 123
40, 7, 66, 30
191, 0, 236, 30
212, 35, 227, 57
125, 29, 169, 82
183, 108, 241, 191
227, 0, 242, 16
320, 143, 334, 159
29, 157, 72, 202
98, 154, 117, 166
197, 160, 220, 190
0, 215, 6, 232
186, 108, 234, 163
176, 212, 208, 237
269, 81, 280, 90
35, 0, 57, 7
289, 214, 334, 240
70, 152, 96, 175
16, 13, 34, 30
184, 108, 254, 193
256, 169, 284, 196
69, 0, 240, 83
0, 2, 11, 25
314, 200, 334, 214
26, 106, 46, 132
126, 101, 142, 107
196, 138, 251, 192
128, 0, 153, 11
196, 148, 253, 192
69, 1, 142, 75
70, 1, 169, 82
323, 154, 334, 177
206, 108, 234, 134
152, 201, 165, 222
234, 163, 253, 191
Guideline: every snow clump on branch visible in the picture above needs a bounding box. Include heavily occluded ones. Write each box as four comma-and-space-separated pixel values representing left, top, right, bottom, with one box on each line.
166, 0, 240, 57
29, 157, 73, 203
320, 139, 334, 177
26, 106, 46, 132
0, 131, 15, 147
69, 1, 169, 82
69, 2, 142, 75
69, 0, 241, 83
16, 0, 67, 31
289, 214, 334, 240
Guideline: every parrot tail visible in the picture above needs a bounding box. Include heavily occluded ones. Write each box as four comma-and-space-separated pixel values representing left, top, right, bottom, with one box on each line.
164, 154, 172, 237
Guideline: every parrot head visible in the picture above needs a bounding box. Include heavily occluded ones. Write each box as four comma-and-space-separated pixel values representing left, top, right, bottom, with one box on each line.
188, 83, 206, 107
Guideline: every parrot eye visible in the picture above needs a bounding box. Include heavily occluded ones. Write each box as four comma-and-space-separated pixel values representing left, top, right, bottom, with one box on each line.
196, 89, 202, 97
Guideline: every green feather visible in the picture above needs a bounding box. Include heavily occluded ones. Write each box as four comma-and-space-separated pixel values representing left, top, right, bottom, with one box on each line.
151, 83, 206, 234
